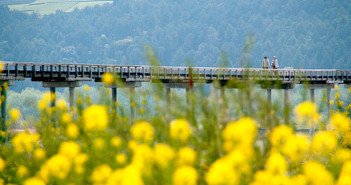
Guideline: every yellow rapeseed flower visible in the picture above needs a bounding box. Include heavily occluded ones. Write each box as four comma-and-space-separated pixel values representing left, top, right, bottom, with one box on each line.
84, 85, 90, 91
342, 132, 351, 147
170, 119, 192, 142
58, 141, 81, 159
177, 147, 196, 166
66, 123, 79, 139
337, 161, 351, 185
154, 143, 175, 168
9, 108, 21, 121
33, 148, 46, 160
102, 73, 114, 86
40, 154, 72, 180
131, 121, 154, 142
83, 104, 109, 131
23, 177, 46, 185
93, 138, 105, 149
330, 100, 334, 105
311, 131, 337, 155
131, 144, 154, 175
74, 153, 89, 174
56, 99, 67, 110
91, 164, 112, 184
115, 153, 127, 164
173, 166, 198, 185
270, 125, 294, 149
11, 132, 40, 153
106, 165, 144, 185
282, 134, 309, 162
303, 161, 334, 185
222, 117, 257, 151
205, 157, 238, 185
266, 152, 287, 175
333, 148, 351, 163
328, 112, 351, 133
60, 113, 72, 124
294, 101, 319, 124
0, 157, 5, 171
110, 136, 122, 147
335, 92, 340, 99
17, 165, 29, 178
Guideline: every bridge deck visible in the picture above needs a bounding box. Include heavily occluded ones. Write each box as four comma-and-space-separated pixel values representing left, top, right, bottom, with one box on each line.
1, 62, 350, 85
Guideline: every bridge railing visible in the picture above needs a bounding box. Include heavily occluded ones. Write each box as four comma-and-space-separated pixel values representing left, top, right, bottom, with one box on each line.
1, 62, 350, 83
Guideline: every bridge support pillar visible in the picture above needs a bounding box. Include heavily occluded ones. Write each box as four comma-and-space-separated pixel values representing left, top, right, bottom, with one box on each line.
327, 87, 331, 119
43, 81, 83, 109
0, 81, 14, 137
284, 89, 290, 125
163, 83, 190, 120
50, 87, 56, 107
310, 88, 315, 103
105, 82, 141, 122
111, 87, 117, 113
267, 89, 272, 128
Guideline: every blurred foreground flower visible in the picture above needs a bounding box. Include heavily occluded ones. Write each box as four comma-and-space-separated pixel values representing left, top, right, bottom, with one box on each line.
83, 104, 108, 131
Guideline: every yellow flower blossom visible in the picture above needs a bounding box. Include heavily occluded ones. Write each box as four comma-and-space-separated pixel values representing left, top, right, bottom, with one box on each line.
58, 141, 80, 159
222, 117, 257, 151
342, 132, 351, 147
337, 161, 351, 185
154, 143, 175, 168
177, 147, 196, 166
290, 175, 307, 185
74, 153, 88, 174
102, 73, 114, 86
33, 148, 46, 160
294, 101, 319, 124
128, 140, 138, 150
333, 148, 351, 163
131, 144, 154, 175
111, 136, 122, 147
328, 112, 350, 133
170, 119, 192, 142
66, 123, 79, 139
335, 92, 340, 99
115, 153, 127, 164
330, 100, 334, 105
173, 166, 198, 185
91, 164, 112, 184
83, 104, 109, 131
93, 138, 105, 149
9, 108, 21, 121
303, 161, 334, 185
57, 99, 67, 110
131, 121, 154, 142
266, 152, 287, 175
37, 99, 48, 111
23, 177, 46, 185
11, 132, 40, 153
270, 125, 294, 149
40, 154, 71, 180
250, 170, 274, 185
0, 157, 5, 171
311, 131, 337, 155
17, 165, 29, 178
61, 113, 72, 124
206, 157, 238, 185
84, 85, 90, 91
106, 165, 144, 185
282, 134, 309, 162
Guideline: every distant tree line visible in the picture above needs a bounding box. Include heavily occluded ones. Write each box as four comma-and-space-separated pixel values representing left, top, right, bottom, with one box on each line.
0, 0, 351, 69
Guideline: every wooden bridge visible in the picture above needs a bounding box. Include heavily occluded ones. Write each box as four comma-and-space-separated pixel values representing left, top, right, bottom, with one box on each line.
0, 61, 350, 132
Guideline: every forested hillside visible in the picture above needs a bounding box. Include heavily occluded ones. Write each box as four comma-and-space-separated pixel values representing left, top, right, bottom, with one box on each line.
0, 0, 350, 69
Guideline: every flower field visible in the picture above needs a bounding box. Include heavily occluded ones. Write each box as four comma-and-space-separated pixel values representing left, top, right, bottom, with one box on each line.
0, 72, 351, 185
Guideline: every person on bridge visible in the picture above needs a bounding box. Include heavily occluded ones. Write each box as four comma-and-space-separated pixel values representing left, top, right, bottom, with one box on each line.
262, 56, 269, 69
271, 56, 279, 69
